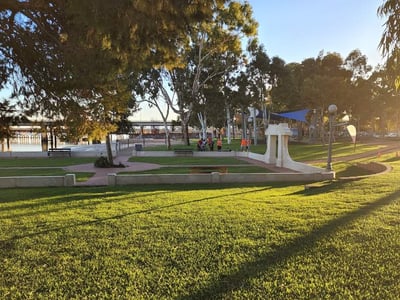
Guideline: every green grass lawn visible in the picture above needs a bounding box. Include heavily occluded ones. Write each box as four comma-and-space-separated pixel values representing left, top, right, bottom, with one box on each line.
0, 142, 384, 178
0, 168, 93, 182
288, 142, 381, 162
145, 139, 383, 160
129, 156, 250, 165
0, 152, 399, 299
129, 143, 383, 176
0, 157, 96, 167
0, 157, 96, 182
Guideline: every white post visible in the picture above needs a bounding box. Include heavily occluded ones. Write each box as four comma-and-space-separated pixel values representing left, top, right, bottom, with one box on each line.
326, 104, 338, 171
226, 108, 231, 144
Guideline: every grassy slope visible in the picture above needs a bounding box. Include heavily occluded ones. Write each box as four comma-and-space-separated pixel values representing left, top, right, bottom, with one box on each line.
0, 153, 399, 299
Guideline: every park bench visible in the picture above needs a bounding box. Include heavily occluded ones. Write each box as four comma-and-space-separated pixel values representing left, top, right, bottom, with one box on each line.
190, 166, 228, 174
174, 149, 194, 157
47, 148, 72, 157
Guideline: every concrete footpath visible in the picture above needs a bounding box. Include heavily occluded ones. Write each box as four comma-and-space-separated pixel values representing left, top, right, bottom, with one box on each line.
66, 151, 282, 187
65, 148, 160, 186
65, 140, 400, 186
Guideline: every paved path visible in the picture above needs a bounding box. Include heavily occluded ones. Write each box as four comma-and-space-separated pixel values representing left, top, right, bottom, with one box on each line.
64, 149, 160, 186
64, 149, 290, 186
65, 140, 400, 186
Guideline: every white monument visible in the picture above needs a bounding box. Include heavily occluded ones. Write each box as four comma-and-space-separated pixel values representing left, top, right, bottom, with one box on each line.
264, 123, 329, 174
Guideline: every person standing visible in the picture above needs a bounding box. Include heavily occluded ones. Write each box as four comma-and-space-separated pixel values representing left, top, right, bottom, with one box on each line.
207, 136, 214, 151
240, 138, 247, 151
217, 138, 222, 151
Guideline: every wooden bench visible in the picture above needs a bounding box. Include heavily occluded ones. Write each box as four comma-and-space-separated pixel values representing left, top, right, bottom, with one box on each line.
190, 166, 228, 174
174, 149, 194, 157
47, 148, 72, 157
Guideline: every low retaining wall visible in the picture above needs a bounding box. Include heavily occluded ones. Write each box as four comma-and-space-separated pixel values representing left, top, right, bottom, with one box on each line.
108, 172, 333, 186
133, 150, 328, 174
128, 149, 334, 184
0, 174, 76, 188
356, 162, 387, 173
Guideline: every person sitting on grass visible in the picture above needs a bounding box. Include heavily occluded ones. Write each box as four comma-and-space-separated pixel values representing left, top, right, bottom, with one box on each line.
207, 137, 214, 151
197, 139, 206, 151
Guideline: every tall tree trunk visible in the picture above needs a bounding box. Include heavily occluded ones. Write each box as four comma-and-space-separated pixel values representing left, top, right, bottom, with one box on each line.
180, 110, 192, 146
6, 137, 11, 151
167, 134, 171, 149
182, 122, 190, 146
163, 125, 171, 150
226, 107, 231, 144
198, 112, 207, 139
106, 133, 114, 166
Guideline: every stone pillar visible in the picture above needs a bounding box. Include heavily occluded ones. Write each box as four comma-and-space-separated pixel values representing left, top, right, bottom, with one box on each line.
265, 123, 293, 168
108, 173, 117, 186
264, 134, 277, 164
211, 172, 221, 183
276, 133, 291, 167
64, 174, 76, 186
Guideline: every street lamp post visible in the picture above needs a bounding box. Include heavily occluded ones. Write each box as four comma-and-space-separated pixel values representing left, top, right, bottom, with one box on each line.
326, 104, 338, 171
232, 116, 236, 138
247, 116, 253, 150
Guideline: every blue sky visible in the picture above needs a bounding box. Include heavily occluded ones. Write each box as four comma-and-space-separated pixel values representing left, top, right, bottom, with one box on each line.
249, 0, 385, 66
133, 0, 386, 120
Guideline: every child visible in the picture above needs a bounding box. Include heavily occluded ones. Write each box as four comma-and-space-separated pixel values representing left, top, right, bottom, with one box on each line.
217, 138, 222, 151
240, 138, 247, 151
207, 137, 214, 151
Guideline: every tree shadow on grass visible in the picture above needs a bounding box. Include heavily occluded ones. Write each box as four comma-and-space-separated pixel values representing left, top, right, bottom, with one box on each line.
0, 190, 172, 219
177, 188, 400, 300
384, 156, 400, 163
289, 179, 351, 196
0, 183, 280, 216
0, 186, 272, 243
0, 190, 124, 213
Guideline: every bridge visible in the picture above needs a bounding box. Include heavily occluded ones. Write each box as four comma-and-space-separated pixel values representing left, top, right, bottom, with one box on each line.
130, 121, 174, 127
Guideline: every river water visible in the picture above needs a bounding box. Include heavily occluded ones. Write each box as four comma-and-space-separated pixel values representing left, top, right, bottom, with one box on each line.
8, 144, 42, 152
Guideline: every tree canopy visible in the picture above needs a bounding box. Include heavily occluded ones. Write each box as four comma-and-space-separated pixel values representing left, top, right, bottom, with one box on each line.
378, 0, 400, 89
0, 0, 399, 148
0, 0, 232, 155
131, 0, 258, 144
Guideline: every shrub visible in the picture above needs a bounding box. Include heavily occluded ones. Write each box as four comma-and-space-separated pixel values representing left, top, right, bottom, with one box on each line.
94, 156, 111, 168
94, 156, 126, 168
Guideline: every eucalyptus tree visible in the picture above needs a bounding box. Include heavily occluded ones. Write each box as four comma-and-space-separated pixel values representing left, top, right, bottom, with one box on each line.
1, 0, 227, 162
134, 1, 258, 145
130, 69, 174, 149
377, 0, 400, 133
271, 62, 303, 110
192, 48, 249, 141
245, 46, 272, 108
267, 51, 365, 141
238, 46, 275, 143
0, 100, 28, 151
1, 0, 225, 91
378, 0, 400, 88
297, 53, 349, 114
223, 68, 260, 141
342, 49, 374, 128
79, 0, 250, 149
369, 63, 400, 134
